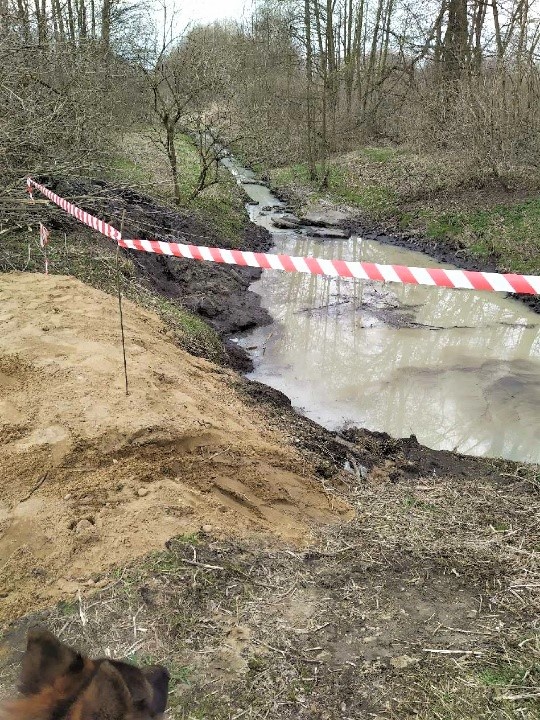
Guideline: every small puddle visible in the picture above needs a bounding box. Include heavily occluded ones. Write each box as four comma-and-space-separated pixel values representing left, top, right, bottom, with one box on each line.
223, 157, 540, 464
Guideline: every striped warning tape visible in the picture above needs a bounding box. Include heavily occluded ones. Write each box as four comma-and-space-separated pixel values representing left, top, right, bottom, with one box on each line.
118, 238, 540, 295
27, 178, 540, 295
27, 178, 121, 241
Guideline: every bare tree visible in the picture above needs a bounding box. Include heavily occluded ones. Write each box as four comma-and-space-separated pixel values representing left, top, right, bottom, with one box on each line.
140, 20, 236, 203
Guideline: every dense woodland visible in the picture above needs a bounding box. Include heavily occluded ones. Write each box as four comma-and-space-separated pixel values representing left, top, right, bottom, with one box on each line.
1, 0, 540, 195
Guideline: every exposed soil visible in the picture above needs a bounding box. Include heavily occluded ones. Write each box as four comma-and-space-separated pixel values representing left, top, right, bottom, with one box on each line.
236, 377, 514, 486
0, 273, 352, 625
32, 176, 275, 370
1, 177, 539, 718
0, 270, 524, 627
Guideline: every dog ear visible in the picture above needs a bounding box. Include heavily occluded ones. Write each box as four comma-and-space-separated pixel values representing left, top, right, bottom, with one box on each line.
140, 666, 170, 716
107, 661, 169, 717
19, 629, 85, 696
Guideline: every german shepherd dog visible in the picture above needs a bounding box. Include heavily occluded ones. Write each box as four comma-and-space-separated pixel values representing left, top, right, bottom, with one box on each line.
1, 629, 169, 720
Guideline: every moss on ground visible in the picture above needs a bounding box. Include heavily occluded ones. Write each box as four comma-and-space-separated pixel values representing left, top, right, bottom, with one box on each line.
270, 147, 540, 276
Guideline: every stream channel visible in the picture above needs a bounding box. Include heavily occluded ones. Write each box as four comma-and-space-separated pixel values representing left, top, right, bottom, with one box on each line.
222, 156, 540, 464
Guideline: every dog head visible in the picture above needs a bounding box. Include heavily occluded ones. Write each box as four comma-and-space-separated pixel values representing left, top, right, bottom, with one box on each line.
1, 629, 169, 720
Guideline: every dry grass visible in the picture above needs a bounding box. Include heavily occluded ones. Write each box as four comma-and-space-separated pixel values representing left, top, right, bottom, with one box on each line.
1, 462, 539, 719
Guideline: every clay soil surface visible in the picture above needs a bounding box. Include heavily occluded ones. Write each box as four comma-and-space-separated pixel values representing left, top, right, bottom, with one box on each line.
0, 272, 351, 623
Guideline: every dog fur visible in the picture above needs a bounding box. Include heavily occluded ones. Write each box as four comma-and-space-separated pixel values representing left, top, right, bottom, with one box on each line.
1, 629, 169, 720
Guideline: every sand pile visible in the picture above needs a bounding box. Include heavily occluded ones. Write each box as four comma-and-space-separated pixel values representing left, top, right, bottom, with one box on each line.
0, 273, 351, 624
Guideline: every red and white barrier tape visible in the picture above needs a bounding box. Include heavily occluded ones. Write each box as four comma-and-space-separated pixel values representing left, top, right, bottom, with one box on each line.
119, 238, 540, 295
27, 178, 540, 295
27, 178, 121, 241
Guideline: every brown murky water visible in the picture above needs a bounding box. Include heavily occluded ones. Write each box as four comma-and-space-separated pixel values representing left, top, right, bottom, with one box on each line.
223, 161, 540, 464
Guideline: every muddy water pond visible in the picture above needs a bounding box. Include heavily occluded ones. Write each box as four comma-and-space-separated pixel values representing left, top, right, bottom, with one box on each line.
224, 161, 540, 464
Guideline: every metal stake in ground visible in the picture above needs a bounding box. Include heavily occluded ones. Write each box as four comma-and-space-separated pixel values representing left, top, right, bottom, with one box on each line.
116, 211, 129, 396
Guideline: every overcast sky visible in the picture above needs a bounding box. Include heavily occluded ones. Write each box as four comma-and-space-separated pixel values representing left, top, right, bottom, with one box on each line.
169, 0, 254, 28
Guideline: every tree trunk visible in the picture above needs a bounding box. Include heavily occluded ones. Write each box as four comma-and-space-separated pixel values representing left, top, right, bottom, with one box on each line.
363, 0, 384, 119
52, 0, 66, 42
16, 0, 31, 42
442, 0, 469, 81
166, 123, 182, 205
66, 0, 76, 42
34, 0, 47, 45
90, 0, 95, 39
304, 0, 317, 181
101, 0, 110, 47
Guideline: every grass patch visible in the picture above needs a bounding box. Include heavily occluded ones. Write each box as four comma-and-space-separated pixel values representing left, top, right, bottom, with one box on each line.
422, 198, 540, 274
56, 600, 77, 616
360, 146, 402, 163
107, 131, 250, 245
478, 663, 529, 687
271, 161, 398, 217
107, 156, 150, 186
140, 291, 224, 363
402, 494, 438, 512
129, 653, 193, 687
406, 652, 540, 719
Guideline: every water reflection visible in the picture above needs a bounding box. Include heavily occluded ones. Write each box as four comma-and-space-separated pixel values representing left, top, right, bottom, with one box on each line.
237, 232, 540, 464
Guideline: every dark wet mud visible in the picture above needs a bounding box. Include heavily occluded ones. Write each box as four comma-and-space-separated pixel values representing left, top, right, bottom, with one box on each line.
36, 176, 274, 370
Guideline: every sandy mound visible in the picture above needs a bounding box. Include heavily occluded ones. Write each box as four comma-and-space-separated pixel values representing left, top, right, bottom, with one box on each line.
0, 273, 351, 624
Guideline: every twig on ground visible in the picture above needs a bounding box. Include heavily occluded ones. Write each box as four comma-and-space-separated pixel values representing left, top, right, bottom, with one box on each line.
180, 558, 225, 571
77, 589, 88, 627
439, 625, 493, 636
497, 692, 540, 701
19, 472, 49, 503
422, 648, 483, 656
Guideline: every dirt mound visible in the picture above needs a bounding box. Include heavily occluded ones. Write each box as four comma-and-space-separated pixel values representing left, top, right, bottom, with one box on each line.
0, 273, 351, 625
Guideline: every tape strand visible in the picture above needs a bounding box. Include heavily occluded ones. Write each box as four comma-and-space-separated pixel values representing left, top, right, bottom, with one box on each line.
27, 178, 540, 295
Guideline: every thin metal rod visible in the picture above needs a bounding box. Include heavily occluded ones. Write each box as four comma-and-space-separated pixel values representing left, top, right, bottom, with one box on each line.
116, 211, 129, 396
